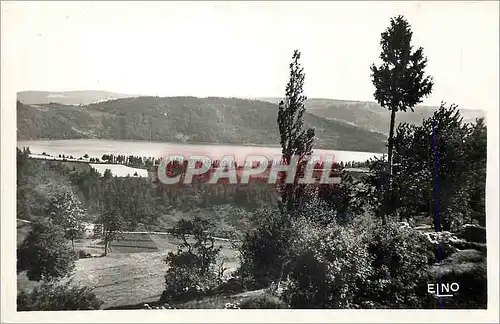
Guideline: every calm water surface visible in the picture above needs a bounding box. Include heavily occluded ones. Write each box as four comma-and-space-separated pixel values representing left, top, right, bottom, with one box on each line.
17, 139, 384, 163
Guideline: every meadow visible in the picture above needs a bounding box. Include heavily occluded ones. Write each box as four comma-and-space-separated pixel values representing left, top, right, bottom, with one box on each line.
17, 230, 241, 309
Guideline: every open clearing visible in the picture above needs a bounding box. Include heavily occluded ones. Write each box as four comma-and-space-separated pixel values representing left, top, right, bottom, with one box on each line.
17, 231, 240, 309
89, 163, 148, 178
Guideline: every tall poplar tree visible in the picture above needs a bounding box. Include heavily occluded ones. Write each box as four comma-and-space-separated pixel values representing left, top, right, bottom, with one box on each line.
277, 50, 315, 214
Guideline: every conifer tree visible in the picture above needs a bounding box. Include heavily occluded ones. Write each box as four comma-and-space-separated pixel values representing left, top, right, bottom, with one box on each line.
370, 15, 434, 223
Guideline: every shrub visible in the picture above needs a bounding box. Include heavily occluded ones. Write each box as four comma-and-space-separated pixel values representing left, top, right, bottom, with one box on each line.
436, 243, 459, 261
458, 224, 486, 243
444, 249, 485, 264
160, 217, 224, 303
358, 222, 432, 308
281, 218, 373, 309
239, 207, 294, 289
161, 263, 221, 302
213, 276, 245, 295
450, 240, 487, 254
239, 294, 288, 309
17, 280, 103, 311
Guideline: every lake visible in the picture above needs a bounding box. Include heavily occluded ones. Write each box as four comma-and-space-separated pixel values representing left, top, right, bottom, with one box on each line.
16, 139, 384, 164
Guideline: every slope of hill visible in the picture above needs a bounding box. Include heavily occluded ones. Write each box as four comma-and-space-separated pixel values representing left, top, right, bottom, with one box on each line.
16, 97, 387, 152
258, 98, 485, 134
17, 90, 136, 106
18, 92, 485, 137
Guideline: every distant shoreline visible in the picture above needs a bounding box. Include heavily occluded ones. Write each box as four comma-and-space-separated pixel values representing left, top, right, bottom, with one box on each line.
16, 138, 385, 155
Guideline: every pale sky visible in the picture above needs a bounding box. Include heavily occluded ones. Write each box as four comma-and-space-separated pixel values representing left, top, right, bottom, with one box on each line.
1, 1, 499, 110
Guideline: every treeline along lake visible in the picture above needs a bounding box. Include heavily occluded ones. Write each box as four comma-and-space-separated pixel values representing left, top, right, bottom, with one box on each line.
16, 139, 384, 165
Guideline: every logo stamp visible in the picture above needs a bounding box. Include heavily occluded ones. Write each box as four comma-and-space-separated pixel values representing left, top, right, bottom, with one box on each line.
427, 282, 460, 298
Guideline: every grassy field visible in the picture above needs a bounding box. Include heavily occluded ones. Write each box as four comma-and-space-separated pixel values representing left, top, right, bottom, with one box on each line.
89, 163, 148, 178
72, 252, 167, 308
17, 231, 240, 309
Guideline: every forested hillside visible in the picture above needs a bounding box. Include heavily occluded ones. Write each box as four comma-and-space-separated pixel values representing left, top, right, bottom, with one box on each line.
16, 97, 387, 152
260, 97, 485, 134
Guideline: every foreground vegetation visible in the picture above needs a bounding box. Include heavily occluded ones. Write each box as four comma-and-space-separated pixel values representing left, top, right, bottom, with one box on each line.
16, 15, 487, 311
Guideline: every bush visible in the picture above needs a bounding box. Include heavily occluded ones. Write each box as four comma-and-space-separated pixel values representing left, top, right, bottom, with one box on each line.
161, 264, 220, 302
212, 276, 245, 295
160, 217, 224, 303
239, 208, 294, 289
450, 240, 487, 254
358, 222, 432, 308
239, 294, 289, 309
17, 280, 103, 311
458, 224, 486, 243
281, 218, 373, 309
444, 249, 485, 264
437, 243, 459, 261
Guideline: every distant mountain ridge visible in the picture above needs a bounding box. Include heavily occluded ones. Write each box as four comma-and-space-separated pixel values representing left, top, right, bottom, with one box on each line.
17, 91, 484, 136
17, 91, 485, 151
17, 90, 137, 106
258, 97, 486, 135
16, 96, 387, 152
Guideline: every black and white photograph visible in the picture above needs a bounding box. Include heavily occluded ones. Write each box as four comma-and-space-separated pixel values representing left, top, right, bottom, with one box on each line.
1, 1, 498, 323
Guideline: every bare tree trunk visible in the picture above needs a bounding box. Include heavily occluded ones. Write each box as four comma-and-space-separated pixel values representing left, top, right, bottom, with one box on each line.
276, 262, 286, 293
382, 108, 397, 225
103, 236, 108, 256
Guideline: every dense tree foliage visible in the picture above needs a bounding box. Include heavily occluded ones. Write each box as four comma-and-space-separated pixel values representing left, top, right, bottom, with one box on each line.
390, 103, 487, 231
17, 218, 76, 281
45, 187, 87, 249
